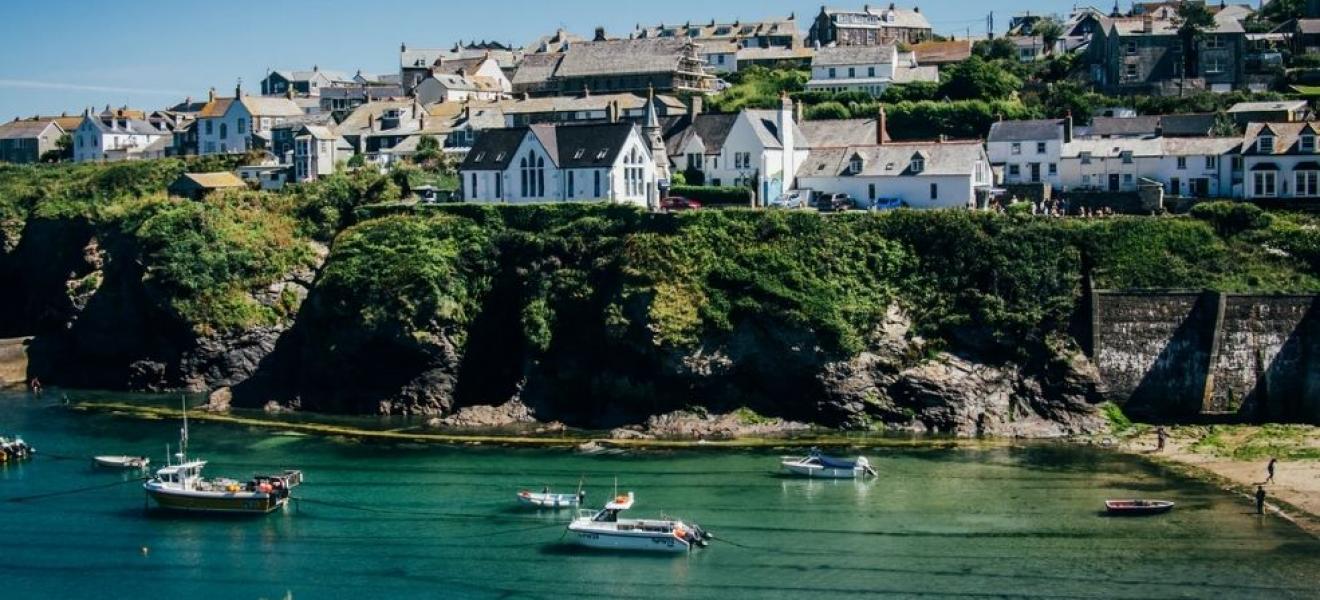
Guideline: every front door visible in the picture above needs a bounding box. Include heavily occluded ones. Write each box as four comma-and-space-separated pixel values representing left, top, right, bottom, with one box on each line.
1169, 177, 1180, 196
1108, 174, 1121, 192
1030, 163, 1041, 183
1190, 178, 1209, 197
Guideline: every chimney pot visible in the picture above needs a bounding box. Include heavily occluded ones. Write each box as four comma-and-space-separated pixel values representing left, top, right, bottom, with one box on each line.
876, 106, 888, 145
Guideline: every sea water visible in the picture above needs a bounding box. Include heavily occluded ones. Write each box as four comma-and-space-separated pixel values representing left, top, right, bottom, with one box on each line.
1, 391, 1317, 599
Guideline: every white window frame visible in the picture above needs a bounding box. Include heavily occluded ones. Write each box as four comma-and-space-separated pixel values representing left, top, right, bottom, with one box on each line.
1253, 171, 1277, 197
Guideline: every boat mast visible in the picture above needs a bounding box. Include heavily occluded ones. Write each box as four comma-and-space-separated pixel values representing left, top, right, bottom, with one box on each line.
179, 396, 189, 463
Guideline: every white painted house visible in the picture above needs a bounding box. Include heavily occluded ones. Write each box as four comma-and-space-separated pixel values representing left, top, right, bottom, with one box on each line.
1059, 136, 1240, 197
805, 45, 937, 97
413, 73, 508, 105
72, 113, 169, 163
459, 122, 656, 206
987, 118, 1070, 189
293, 125, 350, 183
796, 140, 993, 209
1241, 122, 1320, 201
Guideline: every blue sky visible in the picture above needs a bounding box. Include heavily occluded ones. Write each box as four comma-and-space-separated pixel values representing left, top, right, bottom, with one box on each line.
0, 0, 1075, 119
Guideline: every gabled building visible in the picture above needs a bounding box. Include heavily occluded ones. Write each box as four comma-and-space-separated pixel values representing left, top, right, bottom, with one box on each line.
413, 73, 509, 105
500, 92, 686, 127
399, 44, 522, 94
1228, 100, 1310, 126
168, 172, 247, 200
633, 16, 801, 50
510, 53, 564, 97
1089, 10, 1247, 95
796, 139, 992, 210
72, 111, 168, 163
197, 89, 303, 155
458, 121, 658, 206
552, 37, 713, 96
1059, 135, 1240, 197
1241, 122, 1320, 200
807, 4, 933, 47
987, 118, 1071, 188
260, 67, 354, 97
293, 125, 352, 183
0, 117, 65, 163
430, 56, 513, 95
805, 45, 937, 96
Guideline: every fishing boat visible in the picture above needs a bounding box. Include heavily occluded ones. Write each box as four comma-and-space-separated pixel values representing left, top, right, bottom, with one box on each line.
143, 402, 302, 514
517, 488, 585, 509
93, 455, 151, 470
781, 449, 876, 479
566, 492, 710, 554
1105, 500, 1175, 516
0, 435, 34, 463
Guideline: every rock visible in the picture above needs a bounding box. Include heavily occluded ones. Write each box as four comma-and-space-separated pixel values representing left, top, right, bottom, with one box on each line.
615, 409, 811, 440
205, 387, 232, 413
431, 400, 537, 429
609, 427, 656, 440
263, 400, 292, 414
180, 327, 284, 391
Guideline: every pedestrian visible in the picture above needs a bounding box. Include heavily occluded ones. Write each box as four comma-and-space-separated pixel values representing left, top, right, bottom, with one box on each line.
1266, 458, 1277, 484
1155, 427, 1167, 453
28, 378, 42, 395
1255, 486, 1267, 515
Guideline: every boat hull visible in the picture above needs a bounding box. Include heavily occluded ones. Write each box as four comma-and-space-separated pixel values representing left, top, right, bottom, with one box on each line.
781, 461, 865, 479
517, 492, 580, 508
145, 485, 285, 514
94, 456, 149, 469
567, 526, 690, 553
1105, 501, 1175, 516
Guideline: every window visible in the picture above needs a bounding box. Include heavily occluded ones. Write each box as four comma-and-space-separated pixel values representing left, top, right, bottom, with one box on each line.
910, 156, 924, 173
237, 118, 247, 134
1205, 156, 1217, 170
1125, 63, 1138, 79
495, 173, 502, 198
1080, 152, 1092, 165
1204, 35, 1225, 49
220, 123, 228, 139
594, 171, 601, 197
868, 183, 876, 200
1177, 157, 1187, 170
1204, 56, 1224, 75
1254, 171, 1277, 197
1302, 135, 1316, 153
568, 171, 575, 196
623, 148, 645, 197
1008, 164, 1020, 177
1126, 41, 1137, 54
1232, 156, 1244, 170
848, 67, 856, 78
470, 173, 478, 197
849, 155, 864, 174
735, 152, 751, 169
868, 67, 875, 77
930, 183, 938, 200
205, 120, 213, 135
1048, 163, 1057, 176
1124, 174, 1133, 184
1036, 142, 1046, 154
1082, 174, 1092, 186
1258, 136, 1274, 153
828, 68, 837, 79
1011, 143, 1021, 155
1297, 171, 1319, 197
687, 153, 701, 170
1121, 151, 1133, 164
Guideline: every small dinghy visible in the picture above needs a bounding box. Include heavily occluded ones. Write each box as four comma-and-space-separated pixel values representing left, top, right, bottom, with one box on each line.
1105, 500, 1175, 516
781, 449, 876, 479
94, 455, 151, 469
517, 488, 585, 508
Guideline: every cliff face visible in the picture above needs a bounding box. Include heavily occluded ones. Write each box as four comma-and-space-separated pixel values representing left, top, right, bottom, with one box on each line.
5, 163, 1317, 435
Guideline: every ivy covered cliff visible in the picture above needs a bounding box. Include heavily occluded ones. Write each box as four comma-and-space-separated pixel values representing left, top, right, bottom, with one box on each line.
3, 161, 1319, 436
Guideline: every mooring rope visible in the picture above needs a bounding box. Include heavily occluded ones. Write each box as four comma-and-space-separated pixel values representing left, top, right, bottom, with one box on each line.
4, 477, 146, 504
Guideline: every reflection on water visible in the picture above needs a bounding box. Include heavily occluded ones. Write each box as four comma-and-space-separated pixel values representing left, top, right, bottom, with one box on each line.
1, 391, 1318, 599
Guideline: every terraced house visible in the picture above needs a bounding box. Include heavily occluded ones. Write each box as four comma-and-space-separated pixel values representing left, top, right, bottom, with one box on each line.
0, 117, 64, 163
807, 4, 933, 46
550, 37, 713, 96
1241, 122, 1320, 201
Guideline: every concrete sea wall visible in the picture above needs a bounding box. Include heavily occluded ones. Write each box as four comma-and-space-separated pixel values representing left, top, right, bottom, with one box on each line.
1091, 291, 1320, 423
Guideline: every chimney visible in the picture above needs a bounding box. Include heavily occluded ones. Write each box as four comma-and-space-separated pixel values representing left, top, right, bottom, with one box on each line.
595, 26, 608, 42
795, 102, 804, 124
1064, 111, 1074, 143
583, 85, 591, 97
286, 88, 294, 100
208, 87, 216, 103
876, 106, 888, 145
236, 81, 243, 98
687, 94, 702, 116
368, 113, 376, 132
780, 93, 797, 193
1142, 14, 1153, 33
401, 42, 407, 53
313, 65, 319, 72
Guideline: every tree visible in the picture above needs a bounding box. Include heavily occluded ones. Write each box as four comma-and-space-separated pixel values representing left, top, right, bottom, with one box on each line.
939, 56, 1022, 101
41, 133, 73, 163
1210, 112, 1239, 137
1034, 17, 1065, 56
973, 38, 1017, 61
412, 135, 452, 174
347, 153, 365, 169
1177, 2, 1216, 79
1261, 0, 1307, 23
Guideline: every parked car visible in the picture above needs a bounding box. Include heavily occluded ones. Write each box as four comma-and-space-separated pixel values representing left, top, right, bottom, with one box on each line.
815, 193, 854, 212
662, 196, 702, 212
871, 198, 905, 211
769, 190, 809, 209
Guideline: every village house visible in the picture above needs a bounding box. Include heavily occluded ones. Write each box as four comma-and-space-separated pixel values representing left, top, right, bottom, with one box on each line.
1240, 122, 1320, 201
319, 85, 407, 121
399, 44, 522, 94
665, 96, 806, 199
634, 16, 801, 50
1275, 17, 1320, 55
430, 56, 513, 95
426, 101, 507, 150
1228, 100, 1311, 127
510, 53, 565, 97
1088, 9, 1248, 95
72, 110, 169, 163
807, 4, 933, 47
293, 125, 353, 183
550, 37, 713, 96
501, 92, 686, 127
196, 88, 303, 155
260, 67, 355, 97
796, 110, 992, 210
805, 45, 937, 96
336, 100, 448, 166
987, 117, 1071, 189
524, 29, 587, 54
413, 73, 509, 105
458, 121, 658, 206
0, 117, 65, 163
1058, 135, 1240, 197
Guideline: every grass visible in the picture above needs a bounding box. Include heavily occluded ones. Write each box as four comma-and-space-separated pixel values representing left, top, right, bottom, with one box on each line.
1182, 424, 1320, 461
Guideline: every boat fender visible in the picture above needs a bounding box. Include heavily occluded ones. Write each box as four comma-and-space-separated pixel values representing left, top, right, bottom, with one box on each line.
674, 527, 687, 541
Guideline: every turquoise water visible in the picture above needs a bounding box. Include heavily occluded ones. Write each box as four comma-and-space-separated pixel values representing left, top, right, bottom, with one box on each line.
2, 392, 1317, 599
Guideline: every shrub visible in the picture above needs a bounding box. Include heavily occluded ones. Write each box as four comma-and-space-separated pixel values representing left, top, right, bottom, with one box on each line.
669, 185, 754, 206
1190, 201, 1273, 237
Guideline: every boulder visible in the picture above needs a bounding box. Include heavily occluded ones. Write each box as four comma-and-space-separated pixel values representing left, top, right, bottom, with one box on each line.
205, 387, 232, 413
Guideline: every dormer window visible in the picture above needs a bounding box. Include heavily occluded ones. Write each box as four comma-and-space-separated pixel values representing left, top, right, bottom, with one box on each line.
849, 154, 864, 175
574, 148, 585, 159
910, 154, 924, 173
1302, 134, 1316, 153
1258, 135, 1274, 153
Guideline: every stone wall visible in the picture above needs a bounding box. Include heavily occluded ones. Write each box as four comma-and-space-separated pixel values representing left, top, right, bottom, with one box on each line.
0, 337, 30, 388
1092, 291, 1320, 423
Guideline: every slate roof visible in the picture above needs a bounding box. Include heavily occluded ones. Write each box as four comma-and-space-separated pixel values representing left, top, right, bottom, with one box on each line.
511, 53, 564, 86
178, 172, 246, 189
988, 119, 1065, 143
1298, 19, 1320, 35
634, 18, 799, 41
799, 117, 890, 147
432, 57, 490, 76
402, 48, 448, 69
1158, 113, 1218, 137
1088, 116, 1163, 137
664, 113, 738, 156
197, 97, 234, 119
735, 46, 814, 62
812, 45, 895, 67
1062, 137, 1164, 158
499, 93, 683, 115
1160, 136, 1241, 156
910, 40, 972, 64
0, 119, 61, 140
461, 122, 638, 171
823, 6, 932, 30
744, 109, 808, 150
797, 141, 984, 178
272, 69, 352, 83
1228, 100, 1309, 113
238, 96, 304, 118
80, 116, 165, 135
556, 38, 698, 78
1242, 122, 1320, 155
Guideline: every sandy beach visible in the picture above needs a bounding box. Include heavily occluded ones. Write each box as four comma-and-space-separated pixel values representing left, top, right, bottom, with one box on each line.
1121, 426, 1320, 536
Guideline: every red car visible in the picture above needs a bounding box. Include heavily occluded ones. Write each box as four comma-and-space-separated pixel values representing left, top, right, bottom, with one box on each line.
662, 196, 702, 212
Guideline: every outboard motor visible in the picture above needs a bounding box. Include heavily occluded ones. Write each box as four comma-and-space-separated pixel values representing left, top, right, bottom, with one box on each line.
685, 523, 711, 547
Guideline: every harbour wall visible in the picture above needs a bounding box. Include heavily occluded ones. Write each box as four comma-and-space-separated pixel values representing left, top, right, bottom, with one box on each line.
1091, 291, 1320, 423
0, 337, 30, 388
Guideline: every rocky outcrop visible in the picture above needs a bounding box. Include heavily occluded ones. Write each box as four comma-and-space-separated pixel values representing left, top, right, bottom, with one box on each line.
428, 399, 540, 429
609, 409, 811, 441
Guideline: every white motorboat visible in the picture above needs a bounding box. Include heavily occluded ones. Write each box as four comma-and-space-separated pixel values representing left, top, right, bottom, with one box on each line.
93, 455, 150, 469
0, 435, 33, 463
781, 449, 876, 479
517, 488, 585, 508
567, 492, 710, 554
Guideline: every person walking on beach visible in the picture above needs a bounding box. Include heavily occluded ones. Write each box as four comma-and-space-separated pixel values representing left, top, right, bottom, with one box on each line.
1155, 427, 1167, 453
1255, 486, 1267, 515
1266, 458, 1277, 484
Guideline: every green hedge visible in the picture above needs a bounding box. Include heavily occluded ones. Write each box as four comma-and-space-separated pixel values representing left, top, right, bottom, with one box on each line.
669, 185, 754, 207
